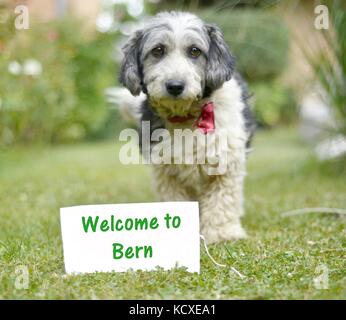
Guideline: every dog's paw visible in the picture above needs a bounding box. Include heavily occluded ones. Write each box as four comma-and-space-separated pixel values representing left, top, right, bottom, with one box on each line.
201, 223, 247, 244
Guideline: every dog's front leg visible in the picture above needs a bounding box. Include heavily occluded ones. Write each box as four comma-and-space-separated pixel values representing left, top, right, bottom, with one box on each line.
151, 166, 191, 201
199, 170, 247, 244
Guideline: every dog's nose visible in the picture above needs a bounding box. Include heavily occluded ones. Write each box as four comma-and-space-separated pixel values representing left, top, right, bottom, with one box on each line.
165, 80, 185, 97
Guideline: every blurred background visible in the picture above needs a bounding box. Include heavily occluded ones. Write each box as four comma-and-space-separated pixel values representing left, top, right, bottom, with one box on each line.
0, 0, 345, 161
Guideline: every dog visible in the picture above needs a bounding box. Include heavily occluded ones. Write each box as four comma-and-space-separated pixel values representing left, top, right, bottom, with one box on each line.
117, 11, 255, 243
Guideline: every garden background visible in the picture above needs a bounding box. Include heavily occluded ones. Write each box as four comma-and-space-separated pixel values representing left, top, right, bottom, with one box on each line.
0, 0, 345, 299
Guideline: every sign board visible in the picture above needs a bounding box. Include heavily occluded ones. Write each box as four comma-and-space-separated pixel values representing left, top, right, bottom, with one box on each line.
60, 202, 200, 274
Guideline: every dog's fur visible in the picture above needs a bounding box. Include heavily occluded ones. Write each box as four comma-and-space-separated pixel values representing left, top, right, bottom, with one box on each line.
118, 11, 255, 243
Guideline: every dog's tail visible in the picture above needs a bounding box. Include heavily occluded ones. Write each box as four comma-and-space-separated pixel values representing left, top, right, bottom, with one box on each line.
105, 87, 145, 125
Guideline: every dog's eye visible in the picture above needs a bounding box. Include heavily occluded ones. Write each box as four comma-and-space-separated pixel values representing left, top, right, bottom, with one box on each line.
189, 47, 201, 58
151, 45, 165, 58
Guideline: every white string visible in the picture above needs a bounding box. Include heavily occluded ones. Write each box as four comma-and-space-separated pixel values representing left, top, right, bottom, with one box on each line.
200, 234, 226, 267
200, 234, 246, 279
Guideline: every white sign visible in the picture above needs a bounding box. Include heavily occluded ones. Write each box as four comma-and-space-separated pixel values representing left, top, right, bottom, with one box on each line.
60, 202, 200, 274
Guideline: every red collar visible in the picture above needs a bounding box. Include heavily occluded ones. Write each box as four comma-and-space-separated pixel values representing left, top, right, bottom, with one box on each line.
167, 101, 215, 134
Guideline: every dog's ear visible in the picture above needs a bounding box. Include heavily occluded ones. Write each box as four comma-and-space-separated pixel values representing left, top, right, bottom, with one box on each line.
205, 24, 235, 91
119, 30, 143, 96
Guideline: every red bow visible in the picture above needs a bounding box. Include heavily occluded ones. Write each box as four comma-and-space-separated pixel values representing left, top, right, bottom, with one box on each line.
194, 101, 215, 134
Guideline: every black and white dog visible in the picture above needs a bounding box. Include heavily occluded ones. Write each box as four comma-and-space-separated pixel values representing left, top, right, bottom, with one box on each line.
116, 11, 255, 243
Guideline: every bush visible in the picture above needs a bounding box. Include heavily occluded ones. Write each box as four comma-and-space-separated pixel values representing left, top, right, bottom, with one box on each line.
0, 17, 117, 145
199, 9, 296, 127
302, 0, 346, 138
201, 9, 289, 81
251, 82, 297, 127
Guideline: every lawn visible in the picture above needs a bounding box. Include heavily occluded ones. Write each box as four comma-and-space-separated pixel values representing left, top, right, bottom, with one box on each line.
0, 128, 345, 299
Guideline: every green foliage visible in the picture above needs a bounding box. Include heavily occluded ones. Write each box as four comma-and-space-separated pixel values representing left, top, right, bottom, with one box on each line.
201, 9, 289, 81
302, 0, 346, 137
0, 5, 296, 145
0, 17, 117, 145
251, 82, 297, 127
200, 9, 295, 127
148, 7, 295, 127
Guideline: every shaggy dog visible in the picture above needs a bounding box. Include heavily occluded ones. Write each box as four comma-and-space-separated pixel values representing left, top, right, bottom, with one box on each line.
118, 11, 255, 243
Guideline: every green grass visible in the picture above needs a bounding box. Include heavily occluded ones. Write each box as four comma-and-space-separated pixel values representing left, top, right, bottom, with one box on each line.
0, 128, 345, 299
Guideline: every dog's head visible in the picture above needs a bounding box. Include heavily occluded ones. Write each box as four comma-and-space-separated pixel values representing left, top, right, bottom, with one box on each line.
119, 11, 235, 118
